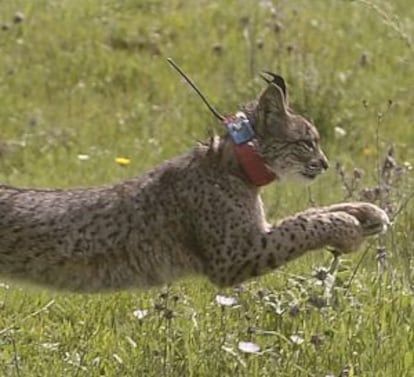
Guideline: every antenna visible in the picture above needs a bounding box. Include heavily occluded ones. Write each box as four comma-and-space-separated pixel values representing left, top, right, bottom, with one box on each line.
167, 58, 225, 121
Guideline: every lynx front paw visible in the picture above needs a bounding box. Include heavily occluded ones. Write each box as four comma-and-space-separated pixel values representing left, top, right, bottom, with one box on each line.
329, 202, 390, 237
324, 203, 390, 255
327, 212, 365, 253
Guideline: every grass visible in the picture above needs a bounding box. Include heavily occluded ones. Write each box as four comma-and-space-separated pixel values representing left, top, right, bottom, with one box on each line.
0, 0, 413, 375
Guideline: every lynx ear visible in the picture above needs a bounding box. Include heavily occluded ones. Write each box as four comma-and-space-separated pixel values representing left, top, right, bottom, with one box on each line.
255, 83, 288, 135
258, 83, 288, 117
260, 71, 286, 98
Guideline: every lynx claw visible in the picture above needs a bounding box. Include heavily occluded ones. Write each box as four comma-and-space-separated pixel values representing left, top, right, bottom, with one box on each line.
356, 205, 390, 236
362, 217, 389, 236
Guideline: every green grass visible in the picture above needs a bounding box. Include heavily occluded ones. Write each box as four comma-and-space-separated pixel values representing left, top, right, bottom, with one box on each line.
0, 0, 413, 376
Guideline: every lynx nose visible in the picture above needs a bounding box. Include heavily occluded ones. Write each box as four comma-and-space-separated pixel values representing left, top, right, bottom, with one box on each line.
319, 150, 329, 170
320, 156, 329, 170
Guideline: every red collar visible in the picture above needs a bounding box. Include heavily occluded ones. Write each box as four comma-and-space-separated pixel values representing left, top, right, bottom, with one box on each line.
232, 140, 276, 187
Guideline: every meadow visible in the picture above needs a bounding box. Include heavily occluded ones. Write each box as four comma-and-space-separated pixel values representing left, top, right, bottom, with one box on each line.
0, 0, 413, 375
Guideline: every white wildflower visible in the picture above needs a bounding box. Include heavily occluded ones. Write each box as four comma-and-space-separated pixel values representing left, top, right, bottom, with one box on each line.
215, 295, 238, 307
238, 341, 261, 353
133, 309, 149, 320
290, 334, 304, 345
334, 127, 346, 138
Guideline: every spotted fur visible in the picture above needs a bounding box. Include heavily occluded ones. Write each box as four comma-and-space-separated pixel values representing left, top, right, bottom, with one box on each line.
0, 81, 389, 292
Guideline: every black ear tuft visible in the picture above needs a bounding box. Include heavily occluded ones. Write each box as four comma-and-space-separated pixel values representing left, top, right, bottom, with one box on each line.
260, 72, 286, 99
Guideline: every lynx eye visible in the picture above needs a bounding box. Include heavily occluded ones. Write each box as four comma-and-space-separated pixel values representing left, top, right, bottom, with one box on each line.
301, 140, 315, 151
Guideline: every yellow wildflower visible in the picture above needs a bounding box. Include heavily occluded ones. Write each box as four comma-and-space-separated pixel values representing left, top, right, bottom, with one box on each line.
362, 147, 374, 156
115, 157, 131, 166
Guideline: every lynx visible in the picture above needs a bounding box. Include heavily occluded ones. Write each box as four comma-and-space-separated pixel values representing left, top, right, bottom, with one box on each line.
0, 76, 389, 292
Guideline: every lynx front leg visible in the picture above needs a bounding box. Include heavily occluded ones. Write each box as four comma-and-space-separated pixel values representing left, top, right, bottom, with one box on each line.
297, 202, 390, 236
204, 205, 388, 287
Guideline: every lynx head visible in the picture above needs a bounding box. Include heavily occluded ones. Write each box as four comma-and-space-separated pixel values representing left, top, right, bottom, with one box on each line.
249, 75, 329, 182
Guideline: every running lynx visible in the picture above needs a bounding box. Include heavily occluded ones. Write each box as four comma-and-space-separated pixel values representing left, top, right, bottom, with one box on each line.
0, 76, 389, 292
